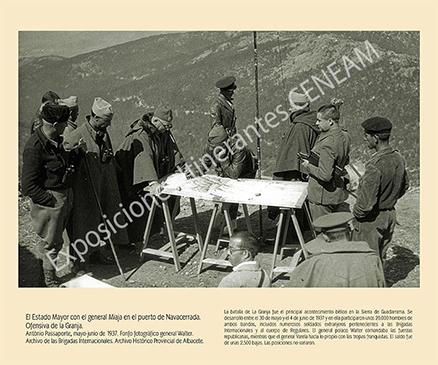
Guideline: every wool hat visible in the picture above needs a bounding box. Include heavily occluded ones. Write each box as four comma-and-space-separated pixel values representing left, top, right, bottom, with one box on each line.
361, 117, 392, 133
216, 76, 237, 89
289, 91, 309, 104
41, 91, 60, 103
92, 97, 113, 118
154, 104, 173, 122
41, 102, 70, 124
312, 212, 354, 233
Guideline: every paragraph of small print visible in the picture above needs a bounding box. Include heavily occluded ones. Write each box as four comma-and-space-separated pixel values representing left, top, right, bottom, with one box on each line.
223, 308, 413, 346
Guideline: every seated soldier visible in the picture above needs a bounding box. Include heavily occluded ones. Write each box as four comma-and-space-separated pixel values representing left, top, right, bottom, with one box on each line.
289, 212, 386, 287
219, 231, 271, 288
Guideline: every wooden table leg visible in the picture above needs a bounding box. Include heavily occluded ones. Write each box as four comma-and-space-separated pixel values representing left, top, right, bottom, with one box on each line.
270, 209, 285, 279
140, 197, 158, 260
190, 197, 203, 251
162, 199, 181, 272
280, 209, 291, 259
197, 203, 220, 275
242, 204, 252, 233
223, 206, 234, 237
303, 199, 316, 238
290, 209, 309, 259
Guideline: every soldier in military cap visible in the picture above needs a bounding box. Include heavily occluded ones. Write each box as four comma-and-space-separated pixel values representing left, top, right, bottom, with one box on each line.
289, 212, 386, 287
208, 76, 238, 144
352, 117, 409, 268
64, 97, 129, 270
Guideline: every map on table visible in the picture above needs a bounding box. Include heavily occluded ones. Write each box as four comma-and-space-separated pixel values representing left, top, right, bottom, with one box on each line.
161, 173, 308, 209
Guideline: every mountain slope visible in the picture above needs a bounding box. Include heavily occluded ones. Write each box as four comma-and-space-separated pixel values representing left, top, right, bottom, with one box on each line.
19, 31, 420, 184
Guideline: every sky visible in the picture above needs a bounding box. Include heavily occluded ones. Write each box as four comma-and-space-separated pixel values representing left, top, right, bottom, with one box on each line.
19, 31, 180, 58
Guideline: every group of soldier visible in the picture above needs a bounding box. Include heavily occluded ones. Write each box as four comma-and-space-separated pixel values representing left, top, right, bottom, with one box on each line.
21, 74, 409, 288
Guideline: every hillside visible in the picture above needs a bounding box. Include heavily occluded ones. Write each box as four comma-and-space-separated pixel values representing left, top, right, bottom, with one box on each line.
18, 31, 420, 184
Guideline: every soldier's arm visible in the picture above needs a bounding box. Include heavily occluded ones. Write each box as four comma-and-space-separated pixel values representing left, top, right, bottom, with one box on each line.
219, 148, 246, 179
21, 146, 55, 206
306, 140, 336, 182
353, 164, 381, 218
210, 102, 222, 128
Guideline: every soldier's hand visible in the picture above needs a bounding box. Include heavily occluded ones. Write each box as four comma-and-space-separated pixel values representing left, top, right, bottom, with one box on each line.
148, 181, 163, 196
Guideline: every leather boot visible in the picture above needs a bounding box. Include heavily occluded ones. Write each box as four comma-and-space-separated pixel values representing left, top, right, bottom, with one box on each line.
43, 269, 59, 288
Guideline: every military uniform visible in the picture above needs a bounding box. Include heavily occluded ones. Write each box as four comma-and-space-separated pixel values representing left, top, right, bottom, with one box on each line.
352, 147, 408, 262
21, 103, 72, 286
208, 75, 237, 142
352, 117, 409, 265
63, 102, 128, 264
289, 238, 386, 287
289, 212, 386, 287
306, 127, 351, 220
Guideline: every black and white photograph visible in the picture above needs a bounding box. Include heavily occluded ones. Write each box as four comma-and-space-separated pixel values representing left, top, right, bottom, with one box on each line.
18, 31, 420, 289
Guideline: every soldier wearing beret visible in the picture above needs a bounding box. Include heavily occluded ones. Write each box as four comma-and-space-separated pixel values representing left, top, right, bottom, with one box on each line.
352, 117, 409, 267
63, 97, 129, 269
208, 76, 238, 144
289, 213, 386, 287
21, 102, 74, 287
115, 105, 185, 243
301, 100, 351, 220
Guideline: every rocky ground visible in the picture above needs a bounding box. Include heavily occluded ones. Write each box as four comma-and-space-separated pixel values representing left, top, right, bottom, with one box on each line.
18, 187, 420, 288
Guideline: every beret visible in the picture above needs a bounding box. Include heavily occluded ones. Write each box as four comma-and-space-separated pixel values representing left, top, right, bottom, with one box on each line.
41, 91, 60, 103
59, 96, 78, 109
312, 212, 354, 232
92, 97, 113, 118
41, 102, 70, 124
216, 76, 236, 89
361, 117, 392, 133
154, 104, 173, 122
289, 91, 309, 104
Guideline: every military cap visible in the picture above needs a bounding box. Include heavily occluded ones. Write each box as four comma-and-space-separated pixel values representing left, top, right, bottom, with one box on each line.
312, 212, 354, 233
41, 102, 70, 124
361, 117, 392, 133
289, 91, 309, 104
216, 76, 237, 89
154, 104, 173, 122
92, 97, 113, 118
41, 91, 60, 103
59, 96, 78, 108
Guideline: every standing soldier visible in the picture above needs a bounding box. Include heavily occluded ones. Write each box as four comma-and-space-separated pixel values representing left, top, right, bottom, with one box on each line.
301, 100, 351, 220
115, 105, 185, 244
352, 117, 409, 267
268, 91, 319, 222
63, 97, 128, 269
21, 102, 73, 287
208, 76, 237, 143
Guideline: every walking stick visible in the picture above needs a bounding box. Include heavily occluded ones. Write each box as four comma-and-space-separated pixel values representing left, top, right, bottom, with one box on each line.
83, 152, 126, 280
